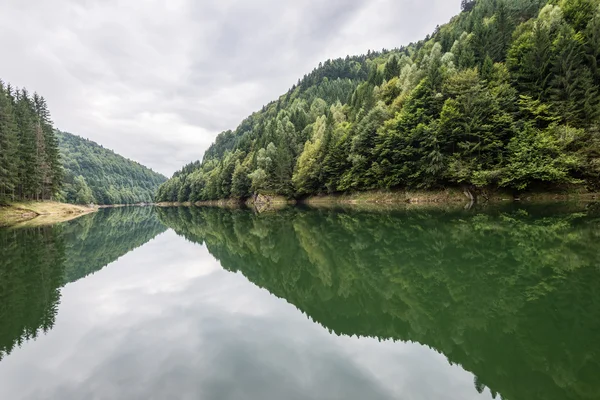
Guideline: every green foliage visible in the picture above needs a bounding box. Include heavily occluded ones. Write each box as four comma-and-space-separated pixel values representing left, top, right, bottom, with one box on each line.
501, 124, 582, 190
73, 175, 95, 204
57, 131, 166, 205
158, 0, 600, 203
0, 82, 19, 198
0, 82, 62, 201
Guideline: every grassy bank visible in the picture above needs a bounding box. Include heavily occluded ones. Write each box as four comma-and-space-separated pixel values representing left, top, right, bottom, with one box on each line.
0, 201, 96, 227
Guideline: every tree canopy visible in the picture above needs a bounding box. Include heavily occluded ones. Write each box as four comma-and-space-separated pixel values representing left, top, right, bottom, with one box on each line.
57, 131, 166, 205
157, 0, 600, 203
0, 82, 62, 201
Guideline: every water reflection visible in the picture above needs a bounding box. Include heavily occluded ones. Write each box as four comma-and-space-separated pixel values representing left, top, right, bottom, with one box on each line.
157, 204, 600, 400
0, 228, 491, 400
0, 207, 166, 361
0, 226, 64, 361
1, 203, 599, 400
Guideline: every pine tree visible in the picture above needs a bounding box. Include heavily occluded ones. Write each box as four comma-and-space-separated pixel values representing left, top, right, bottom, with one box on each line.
490, 1, 515, 62
507, 21, 553, 100
585, 6, 600, 87
452, 32, 476, 70
548, 23, 591, 125
384, 55, 400, 81
461, 0, 476, 13
481, 55, 495, 82
14, 89, 41, 199
0, 81, 19, 200
34, 94, 62, 199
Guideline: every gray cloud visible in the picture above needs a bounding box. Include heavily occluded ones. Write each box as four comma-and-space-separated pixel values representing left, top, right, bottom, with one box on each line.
1, 0, 461, 176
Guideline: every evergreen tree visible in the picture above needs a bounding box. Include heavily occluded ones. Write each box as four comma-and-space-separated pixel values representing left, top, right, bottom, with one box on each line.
0, 81, 19, 200
490, 1, 515, 62
383, 55, 401, 81
14, 89, 41, 200
507, 20, 553, 100
34, 94, 62, 199
548, 23, 594, 125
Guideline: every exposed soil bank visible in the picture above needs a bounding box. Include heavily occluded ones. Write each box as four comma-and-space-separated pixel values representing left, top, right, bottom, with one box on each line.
301, 189, 600, 205
156, 189, 600, 210
0, 202, 96, 227
302, 189, 468, 205
157, 194, 294, 208
97, 203, 156, 209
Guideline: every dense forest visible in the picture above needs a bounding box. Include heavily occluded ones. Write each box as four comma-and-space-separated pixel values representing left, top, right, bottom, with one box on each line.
0, 81, 62, 201
0, 79, 166, 205
158, 205, 600, 400
57, 131, 166, 205
157, 0, 600, 203
0, 207, 166, 361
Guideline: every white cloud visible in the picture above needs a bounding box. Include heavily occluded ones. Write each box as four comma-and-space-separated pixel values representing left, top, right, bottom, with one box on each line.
1, 0, 461, 176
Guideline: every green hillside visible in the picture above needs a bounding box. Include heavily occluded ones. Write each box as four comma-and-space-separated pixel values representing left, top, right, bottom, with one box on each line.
57, 131, 166, 205
157, 0, 600, 202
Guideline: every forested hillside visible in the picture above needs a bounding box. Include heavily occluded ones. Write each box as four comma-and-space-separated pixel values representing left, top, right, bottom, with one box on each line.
57, 131, 166, 205
0, 81, 62, 201
157, 0, 600, 202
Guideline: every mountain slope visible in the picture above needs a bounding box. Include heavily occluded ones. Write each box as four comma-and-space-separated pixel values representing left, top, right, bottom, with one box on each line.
157, 0, 600, 202
57, 131, 166, 205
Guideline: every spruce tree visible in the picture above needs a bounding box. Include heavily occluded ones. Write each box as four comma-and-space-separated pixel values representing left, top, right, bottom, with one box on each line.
491, 1, 515, 62
14, 89, 40, 199
585, 6, 600, 87
384, 55, 400, 81
548, 23, 590, 125
34, 95, 61, 199
0, 81, 19, 200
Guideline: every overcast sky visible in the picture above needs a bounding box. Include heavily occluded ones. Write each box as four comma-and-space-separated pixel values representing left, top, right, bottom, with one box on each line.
1, 0, 461, 177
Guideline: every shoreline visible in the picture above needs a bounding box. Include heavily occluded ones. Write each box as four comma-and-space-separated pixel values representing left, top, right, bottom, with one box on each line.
156, 189, 600, 209
0, 202, 97, 227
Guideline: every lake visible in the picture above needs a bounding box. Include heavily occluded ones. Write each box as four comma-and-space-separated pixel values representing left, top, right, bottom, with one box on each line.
1, 204, 599, 400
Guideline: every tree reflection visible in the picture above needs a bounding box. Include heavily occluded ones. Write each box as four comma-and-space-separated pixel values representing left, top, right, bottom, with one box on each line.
0, 226, 64, 361
158, 204, 600, 400
0, 207, 167, 361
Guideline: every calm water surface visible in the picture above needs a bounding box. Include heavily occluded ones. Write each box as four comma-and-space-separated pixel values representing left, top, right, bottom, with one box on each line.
1, 204, 599, 400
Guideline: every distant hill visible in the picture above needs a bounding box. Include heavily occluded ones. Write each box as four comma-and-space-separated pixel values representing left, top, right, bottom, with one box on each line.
57, 130, 166, 205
